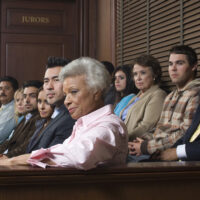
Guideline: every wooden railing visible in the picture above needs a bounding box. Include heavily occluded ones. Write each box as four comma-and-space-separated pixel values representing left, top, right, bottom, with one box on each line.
0, 161, 200, 200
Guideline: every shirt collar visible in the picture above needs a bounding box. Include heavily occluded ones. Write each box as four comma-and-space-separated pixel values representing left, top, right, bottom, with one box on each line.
25, 113, 33, 123
1, 99, 14, 109
51, 107, 60, 119
77, 105, 113, 126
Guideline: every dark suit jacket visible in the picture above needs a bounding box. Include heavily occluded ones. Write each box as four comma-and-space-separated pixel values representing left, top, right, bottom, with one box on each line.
26, 104, 75, 153
174, 104, 200, 161
104, 85, 115, 105
0, 110, 40, 158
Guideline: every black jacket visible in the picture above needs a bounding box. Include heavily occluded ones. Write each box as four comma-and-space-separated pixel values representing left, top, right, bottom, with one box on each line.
26, 104, 75, 153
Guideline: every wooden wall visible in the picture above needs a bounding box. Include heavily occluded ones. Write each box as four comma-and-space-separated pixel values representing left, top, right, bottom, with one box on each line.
80, 0, 115, 64
96, 0, 115, 65
0, 0, 80, 86
0, 0, 115, 86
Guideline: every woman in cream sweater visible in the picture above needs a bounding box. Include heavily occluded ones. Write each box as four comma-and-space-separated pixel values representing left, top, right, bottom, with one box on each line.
120, 54, 167, 141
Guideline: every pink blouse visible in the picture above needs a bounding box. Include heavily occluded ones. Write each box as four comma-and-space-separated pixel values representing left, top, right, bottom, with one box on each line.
27, 105, 128, 170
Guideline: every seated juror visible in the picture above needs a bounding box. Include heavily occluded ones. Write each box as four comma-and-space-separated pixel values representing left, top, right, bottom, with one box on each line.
0, 80, 43, 158
6, 87, 26, 141
159, 102, 200, 161
26, 56, 75, 153
113, 64, 138, 117
120, 54, 167, 140
128, 45, 200, 162
0, 76, 19, 144
14, 88, 25, 125
26, 87, 54, 153
0, 57, 128, 170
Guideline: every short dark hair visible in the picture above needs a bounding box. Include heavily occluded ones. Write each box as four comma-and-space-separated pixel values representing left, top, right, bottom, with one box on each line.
132, 54, 162, 84
38, 86, 43, 93
0, 76, 19, 91
169, 45, 197, 66
101, 61, 115, 76
46, 56, 71, 69
23, 80, 43, 89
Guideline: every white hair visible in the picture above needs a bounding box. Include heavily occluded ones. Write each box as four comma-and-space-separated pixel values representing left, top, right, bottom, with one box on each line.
59, 57, 111, 97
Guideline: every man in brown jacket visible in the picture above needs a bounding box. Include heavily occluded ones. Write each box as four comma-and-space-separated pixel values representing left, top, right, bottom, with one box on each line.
0, 80, 43, 158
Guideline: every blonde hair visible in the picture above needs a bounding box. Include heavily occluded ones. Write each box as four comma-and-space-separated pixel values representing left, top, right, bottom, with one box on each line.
14, 88, 24, 121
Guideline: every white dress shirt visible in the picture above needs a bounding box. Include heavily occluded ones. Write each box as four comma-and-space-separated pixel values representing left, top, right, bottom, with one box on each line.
0, 100, 16, 144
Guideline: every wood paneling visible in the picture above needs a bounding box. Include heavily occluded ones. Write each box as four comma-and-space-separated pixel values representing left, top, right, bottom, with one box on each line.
115, 0, 200, 91
95, 0, 116, 65
1, 33, 75, 86
0, 162, 200, 200
1, 0, 77, 34
0, 0, 80, 86
96, 0, 112, 62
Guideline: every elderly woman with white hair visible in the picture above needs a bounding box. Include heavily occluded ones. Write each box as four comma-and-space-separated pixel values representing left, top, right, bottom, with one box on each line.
0, 57, 128, 170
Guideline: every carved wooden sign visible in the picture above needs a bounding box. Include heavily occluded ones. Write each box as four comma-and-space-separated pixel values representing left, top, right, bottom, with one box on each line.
22, 16, 50, 24
6, 8, 64, 32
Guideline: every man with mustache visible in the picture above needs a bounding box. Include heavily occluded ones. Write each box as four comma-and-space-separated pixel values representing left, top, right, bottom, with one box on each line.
0, 76, 18, 144
0, 80, 43, 158
26, 56, 75, 153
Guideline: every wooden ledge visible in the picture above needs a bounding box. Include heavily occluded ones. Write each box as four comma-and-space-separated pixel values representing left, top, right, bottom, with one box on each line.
0, 161, 200, 185
0, 162, 200, 200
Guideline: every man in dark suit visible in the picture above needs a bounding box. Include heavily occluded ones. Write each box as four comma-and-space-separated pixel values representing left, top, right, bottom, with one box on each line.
160, 102, 200, 161
26, 57, 75, 153
0, 80, 43, 158
101, 61, 116, 105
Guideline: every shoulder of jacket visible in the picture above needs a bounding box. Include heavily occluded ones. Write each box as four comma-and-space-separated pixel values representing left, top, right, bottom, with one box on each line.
184, 86, 200, 97
149, 88, 167, 98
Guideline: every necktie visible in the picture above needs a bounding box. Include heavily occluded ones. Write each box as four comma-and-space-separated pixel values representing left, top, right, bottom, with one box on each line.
189, 123, 200, 142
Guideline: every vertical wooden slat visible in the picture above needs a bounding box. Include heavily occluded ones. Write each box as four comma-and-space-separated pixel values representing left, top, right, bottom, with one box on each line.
115, 0, 200, 91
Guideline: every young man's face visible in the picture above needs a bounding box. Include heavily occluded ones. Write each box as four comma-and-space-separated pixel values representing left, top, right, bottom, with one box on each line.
168, 53, 196, 89
0, 81, 15, 105
23, 87, 38, 113
43, 67, 64, 106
